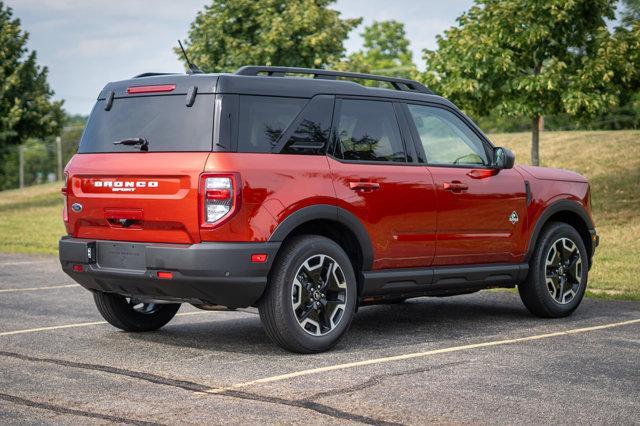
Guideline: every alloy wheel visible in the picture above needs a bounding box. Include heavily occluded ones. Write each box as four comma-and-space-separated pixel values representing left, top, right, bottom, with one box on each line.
125, 297, 161, 314
545, 237, 583, 304
291, 254, 348, 336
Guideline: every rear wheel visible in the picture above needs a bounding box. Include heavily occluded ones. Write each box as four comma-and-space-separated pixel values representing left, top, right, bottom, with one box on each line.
518, 222, 588, 318
259, 235, 357, 353
93, 292, 180, 331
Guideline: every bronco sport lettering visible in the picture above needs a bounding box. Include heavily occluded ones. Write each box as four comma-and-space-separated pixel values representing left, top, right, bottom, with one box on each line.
59, 66, 599, 353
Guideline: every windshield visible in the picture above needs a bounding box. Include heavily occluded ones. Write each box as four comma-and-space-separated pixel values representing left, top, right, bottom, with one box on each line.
78, 94, 214, 153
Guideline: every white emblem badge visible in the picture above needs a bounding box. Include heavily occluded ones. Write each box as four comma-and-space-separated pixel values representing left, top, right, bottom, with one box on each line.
509, 211, 519, 225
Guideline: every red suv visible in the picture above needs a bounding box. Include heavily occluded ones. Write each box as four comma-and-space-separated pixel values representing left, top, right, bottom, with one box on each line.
60, 66, 598, 353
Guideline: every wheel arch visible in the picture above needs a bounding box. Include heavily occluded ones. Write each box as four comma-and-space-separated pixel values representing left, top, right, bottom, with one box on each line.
525, 200, 594, 266
268, 205, 374, 295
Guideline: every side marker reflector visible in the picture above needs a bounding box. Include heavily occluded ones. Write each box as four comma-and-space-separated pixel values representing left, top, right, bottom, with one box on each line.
251, 254, 268, 263
72, 264, 84, 272
157, 271, 173, 280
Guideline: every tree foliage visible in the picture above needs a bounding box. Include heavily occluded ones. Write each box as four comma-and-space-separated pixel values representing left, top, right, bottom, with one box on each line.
0, 1, 65, 189
335, 20, 416, 79
421, 0, 627, 165
179, 0, 361, 72
0, 2, 63, 148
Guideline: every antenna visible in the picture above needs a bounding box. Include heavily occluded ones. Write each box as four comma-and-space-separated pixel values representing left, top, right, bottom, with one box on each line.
178, 40, 203, 74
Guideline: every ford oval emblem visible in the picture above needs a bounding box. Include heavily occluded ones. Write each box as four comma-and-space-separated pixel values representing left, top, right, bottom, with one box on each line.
71, 203, 83, 213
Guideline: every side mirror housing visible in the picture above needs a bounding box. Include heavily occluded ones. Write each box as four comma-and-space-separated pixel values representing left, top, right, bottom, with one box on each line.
493, 147, 515, 169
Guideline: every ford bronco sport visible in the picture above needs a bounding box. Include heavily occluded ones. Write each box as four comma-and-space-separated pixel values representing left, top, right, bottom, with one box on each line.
59, 66, 599, 353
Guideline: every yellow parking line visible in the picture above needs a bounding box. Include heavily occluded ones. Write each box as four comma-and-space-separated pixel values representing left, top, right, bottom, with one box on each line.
0, 284, 80, 293
205, 318, 640, 393
0, 310, 219, 337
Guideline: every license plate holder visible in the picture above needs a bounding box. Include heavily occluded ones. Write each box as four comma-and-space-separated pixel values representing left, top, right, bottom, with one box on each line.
97, 242, 146, 271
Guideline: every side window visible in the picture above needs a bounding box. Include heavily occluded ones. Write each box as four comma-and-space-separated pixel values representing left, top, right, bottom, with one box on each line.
238, 96, 306, 152
281, 96, 333, 155
334, 99, 406, 163
407, 104, 488, 166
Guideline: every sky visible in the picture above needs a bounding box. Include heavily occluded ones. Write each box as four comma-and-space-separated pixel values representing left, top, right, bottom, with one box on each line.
6, 0, 475, 115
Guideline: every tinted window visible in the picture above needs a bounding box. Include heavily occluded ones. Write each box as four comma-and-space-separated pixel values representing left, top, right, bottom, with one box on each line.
407, 104, 488, 166
281, 96, 333, 155
79, 94, 214, 153
238, 96, 306, 152
335, 99, 405, 162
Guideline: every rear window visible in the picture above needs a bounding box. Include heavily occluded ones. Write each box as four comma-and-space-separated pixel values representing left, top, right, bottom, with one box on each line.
237, 96, 307, 153
79, 94, 214, 153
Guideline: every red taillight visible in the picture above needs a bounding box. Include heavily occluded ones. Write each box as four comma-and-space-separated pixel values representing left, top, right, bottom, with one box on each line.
251, 254, 268, 263
126, 84, 176, 94
157, 271, 173, 280
199, 173, 240, 228
72, 264, 83, 272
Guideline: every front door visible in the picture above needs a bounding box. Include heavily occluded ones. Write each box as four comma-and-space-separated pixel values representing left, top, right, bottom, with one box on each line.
329, 98, 437, 270
403, 103, 527, 266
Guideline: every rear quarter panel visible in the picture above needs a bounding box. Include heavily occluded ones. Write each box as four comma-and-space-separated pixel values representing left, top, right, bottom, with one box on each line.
201, 153, 335, 242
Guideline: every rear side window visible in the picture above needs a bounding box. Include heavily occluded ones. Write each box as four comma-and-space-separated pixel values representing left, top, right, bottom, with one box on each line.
280, 96, 333, 155
238, 96, 306, 153
79, 94, 215, 153
334, 99, 406, 163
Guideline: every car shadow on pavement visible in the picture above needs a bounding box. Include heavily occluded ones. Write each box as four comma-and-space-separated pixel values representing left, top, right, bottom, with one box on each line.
123, 292, 546, 356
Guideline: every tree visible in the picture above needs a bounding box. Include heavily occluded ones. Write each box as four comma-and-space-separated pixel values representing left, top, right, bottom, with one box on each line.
335, 20, 416, 79
620, 0, 640, 26
179, 0, 361, 73
421, 0, 624, 166
0, 2, 64, 189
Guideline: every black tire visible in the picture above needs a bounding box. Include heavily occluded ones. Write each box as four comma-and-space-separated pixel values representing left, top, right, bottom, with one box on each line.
518, 222, 588, 318
259, 235, 357, 353
93, 292, 180, 332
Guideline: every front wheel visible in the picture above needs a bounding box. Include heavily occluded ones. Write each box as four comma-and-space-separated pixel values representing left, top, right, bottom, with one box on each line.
93, 292, 180, 331
259, 235, 357, 353
518, 222, 588, 318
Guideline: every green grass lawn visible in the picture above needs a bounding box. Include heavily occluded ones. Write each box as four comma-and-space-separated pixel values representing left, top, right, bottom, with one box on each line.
0, 130, 638, 299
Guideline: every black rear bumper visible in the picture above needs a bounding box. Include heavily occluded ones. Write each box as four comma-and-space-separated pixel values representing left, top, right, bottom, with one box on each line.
59, 237, 280, 308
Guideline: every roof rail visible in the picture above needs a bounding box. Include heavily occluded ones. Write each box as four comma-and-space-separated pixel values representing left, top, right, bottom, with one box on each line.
133, 72, 179, 78
235, 66, 433, 94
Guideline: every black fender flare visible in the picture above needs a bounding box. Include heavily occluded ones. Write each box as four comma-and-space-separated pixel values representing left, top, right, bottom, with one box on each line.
268, 204, 374, 271
524, 199, 594, 263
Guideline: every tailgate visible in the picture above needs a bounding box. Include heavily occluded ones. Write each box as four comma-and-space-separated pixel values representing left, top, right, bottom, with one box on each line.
66, 153, 209, 244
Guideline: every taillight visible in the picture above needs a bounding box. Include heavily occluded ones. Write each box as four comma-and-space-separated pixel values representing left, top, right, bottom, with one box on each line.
199, 173, 240, 227
61, 172, 69, 223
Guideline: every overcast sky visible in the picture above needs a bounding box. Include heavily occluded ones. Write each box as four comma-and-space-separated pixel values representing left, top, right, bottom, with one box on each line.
6, 0, 475, 115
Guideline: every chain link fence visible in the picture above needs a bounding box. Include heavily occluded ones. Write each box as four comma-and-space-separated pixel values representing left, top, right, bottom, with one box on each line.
0, 126, 83, 191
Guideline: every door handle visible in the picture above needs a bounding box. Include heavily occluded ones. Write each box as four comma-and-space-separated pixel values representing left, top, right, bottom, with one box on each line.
349, 181, 380, 191
443, 181, 468, 192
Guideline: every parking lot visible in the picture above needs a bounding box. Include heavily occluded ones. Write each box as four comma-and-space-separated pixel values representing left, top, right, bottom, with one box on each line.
0, 252, 638, 424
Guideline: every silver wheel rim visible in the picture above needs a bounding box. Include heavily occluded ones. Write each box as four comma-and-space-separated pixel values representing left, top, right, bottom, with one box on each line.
545, 237, 583, 305
125, 297, 160, 314
291, 254, 347, 336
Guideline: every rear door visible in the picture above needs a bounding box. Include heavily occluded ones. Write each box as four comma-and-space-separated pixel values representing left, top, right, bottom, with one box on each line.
66, 86, 215, 244
328, 98, 437, 270
403, 103, 527, 266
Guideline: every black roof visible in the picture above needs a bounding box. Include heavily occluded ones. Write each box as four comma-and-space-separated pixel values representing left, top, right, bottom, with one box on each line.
97, 66, 452, 108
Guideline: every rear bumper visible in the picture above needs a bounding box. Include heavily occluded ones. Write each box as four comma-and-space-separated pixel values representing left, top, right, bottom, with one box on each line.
59, 237, 280, 308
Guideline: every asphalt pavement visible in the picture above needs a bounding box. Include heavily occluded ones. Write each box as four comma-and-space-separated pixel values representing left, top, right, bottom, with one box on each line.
0, 252, 638, 425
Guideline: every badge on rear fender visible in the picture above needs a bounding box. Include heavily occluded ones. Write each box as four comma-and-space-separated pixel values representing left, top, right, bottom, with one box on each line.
509, 211, 519, 225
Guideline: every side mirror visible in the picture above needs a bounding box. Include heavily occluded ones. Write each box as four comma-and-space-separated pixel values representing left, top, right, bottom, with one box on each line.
493, 147, 515, 169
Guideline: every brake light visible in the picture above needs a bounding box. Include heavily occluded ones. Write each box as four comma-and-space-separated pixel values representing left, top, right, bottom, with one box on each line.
199, 173, 240, 227
126, 84, 176, 94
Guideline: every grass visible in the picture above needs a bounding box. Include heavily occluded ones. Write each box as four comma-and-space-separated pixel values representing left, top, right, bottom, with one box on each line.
0, 130, 638, 300
0, 182, 65, 254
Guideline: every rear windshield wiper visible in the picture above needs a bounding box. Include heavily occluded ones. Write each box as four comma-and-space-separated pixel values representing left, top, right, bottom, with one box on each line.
113, 137, 149, 152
